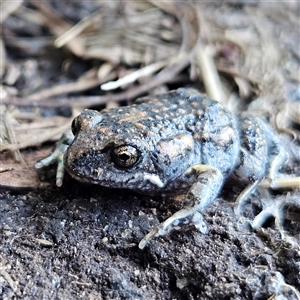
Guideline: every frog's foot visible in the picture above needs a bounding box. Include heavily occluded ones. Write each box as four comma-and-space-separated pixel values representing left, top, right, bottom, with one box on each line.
138, 209, 207, 250
35, 146, 66, 187
233, 175, 292, 216
35, 130, 73, 187
235, 181, 300, 246
252, 194, 300, 244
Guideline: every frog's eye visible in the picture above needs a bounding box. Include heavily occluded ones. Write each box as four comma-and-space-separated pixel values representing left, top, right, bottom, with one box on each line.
71, 117, 81, 136
111, 145, 140, 168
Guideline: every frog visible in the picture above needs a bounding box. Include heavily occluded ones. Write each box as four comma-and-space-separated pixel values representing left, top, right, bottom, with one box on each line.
36, 88, 287, 249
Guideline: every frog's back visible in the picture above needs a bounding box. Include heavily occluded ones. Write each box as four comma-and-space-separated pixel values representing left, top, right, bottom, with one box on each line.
135, 88, 240, 176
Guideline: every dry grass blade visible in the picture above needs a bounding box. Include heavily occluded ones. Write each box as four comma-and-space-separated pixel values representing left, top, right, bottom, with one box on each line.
1, 110, 25, 166
29, 0, 86, 57
35, 238, 53, 247
0, 38, 6, 77
54, 8, 102, 48
0, 267, 17, 292
14, 5, 46, 25
259, 177, 300, 189
195, 43, 227, 104
26, 69, 117, 102
0, 0, 23, 23
101, 60, 169, 91
0, 120, 71, 152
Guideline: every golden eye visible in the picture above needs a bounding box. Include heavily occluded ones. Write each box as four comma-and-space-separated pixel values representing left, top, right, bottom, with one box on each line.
111, 145, 140, 168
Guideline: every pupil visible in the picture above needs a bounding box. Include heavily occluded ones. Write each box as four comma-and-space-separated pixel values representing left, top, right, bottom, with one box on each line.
120, 153, 129, 161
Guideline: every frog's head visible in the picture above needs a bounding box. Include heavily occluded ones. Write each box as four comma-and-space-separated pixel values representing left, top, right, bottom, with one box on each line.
64, 109, 196, 193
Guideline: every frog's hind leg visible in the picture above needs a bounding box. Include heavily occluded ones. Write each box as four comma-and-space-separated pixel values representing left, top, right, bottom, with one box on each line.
259, 120, 287, 186
249, 121, 290, 232
234, 116, 287, 215
139, 165, 223, 249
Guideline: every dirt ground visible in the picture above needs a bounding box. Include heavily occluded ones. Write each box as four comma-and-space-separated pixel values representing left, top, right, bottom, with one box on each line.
1, 1, 300, 299
1, 172, 300, 299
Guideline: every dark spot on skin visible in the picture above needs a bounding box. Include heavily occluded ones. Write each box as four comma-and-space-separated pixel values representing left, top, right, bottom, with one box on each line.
163, 155, 171, 166
248, 175, 257, 182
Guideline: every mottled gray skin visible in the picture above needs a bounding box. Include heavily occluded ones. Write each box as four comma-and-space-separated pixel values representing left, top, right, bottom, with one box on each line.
65, 88, 240, 192
37, 88, 286, 249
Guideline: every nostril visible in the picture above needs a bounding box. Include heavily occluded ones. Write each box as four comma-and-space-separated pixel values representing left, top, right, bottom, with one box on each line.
71, 117, 81, 136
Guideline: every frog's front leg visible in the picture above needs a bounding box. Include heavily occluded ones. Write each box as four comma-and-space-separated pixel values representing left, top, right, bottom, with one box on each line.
138, 165, 223, 249
35, 129, 74, 186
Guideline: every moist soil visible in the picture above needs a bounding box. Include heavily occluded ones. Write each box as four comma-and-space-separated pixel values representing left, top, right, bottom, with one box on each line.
1, 170, 300, 299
